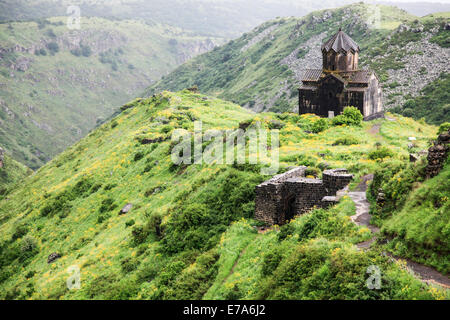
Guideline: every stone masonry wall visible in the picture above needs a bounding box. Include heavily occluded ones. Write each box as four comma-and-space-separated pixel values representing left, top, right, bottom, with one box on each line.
254, 166, 307, 225
255, 167, 353, 225
426, 129, 449, 178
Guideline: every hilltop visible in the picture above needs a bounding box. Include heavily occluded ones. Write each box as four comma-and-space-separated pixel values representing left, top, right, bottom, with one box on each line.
0, 17, 221, 169
0, 89, 448, 299
145, 4, 449, 124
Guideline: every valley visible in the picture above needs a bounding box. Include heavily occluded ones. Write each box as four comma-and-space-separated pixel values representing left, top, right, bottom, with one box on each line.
0, 17, 221, 169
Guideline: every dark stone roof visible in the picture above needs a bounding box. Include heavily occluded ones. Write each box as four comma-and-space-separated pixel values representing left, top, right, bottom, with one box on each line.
321, 29, 360, 53
301, 69, 322, 81
348, 70, 371, 83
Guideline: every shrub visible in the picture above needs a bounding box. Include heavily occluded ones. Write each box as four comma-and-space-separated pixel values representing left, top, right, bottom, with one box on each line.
98, 198, 117, 213
311, 118, 329, 133
12, 224, 29, 241
438, 122, 450, 134
70, 48, 81, 56
261, 247, 283, 276
332, 136, 360, 146
125, 219, 135, 227
133, 151, 145, 162
45, 29, 56, 38
47, 42, 59, 53
81, 45, 92, 57
278, 223, 295, 241
368, 146, 395, 160
332, 106, 363, 127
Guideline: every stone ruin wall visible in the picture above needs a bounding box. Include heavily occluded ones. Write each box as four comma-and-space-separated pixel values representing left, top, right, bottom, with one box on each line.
426, 129, 449, 178
255, 167, 353, 225
254, 166, 307, 225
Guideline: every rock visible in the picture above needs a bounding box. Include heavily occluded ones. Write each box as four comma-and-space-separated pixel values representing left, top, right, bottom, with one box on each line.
47, 252, 61, 264
397, 24, 410, 33
411, 26, 424, 33
119, 203, 133, 215
407, 143, 416, 149
154, 116, 169, 124
140, 137, 165, 144
410, 153, 419, 162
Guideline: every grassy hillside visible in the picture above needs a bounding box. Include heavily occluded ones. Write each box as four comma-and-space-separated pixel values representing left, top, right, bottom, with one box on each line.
0, 151, 32, 195
390, 72, 450, 125
0, 89, 447, 300
145, 4, 449, 122
368, 145, 450, 274
0, 17, 221, 169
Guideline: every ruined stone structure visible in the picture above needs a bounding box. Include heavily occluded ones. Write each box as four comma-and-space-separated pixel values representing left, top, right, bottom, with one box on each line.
298, 29, 383, 120
255, 167, 353, 225
426, 129, 449, 178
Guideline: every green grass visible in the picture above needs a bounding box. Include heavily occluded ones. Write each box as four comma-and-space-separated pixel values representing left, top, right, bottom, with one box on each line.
0, 89, 447, 300
372, 160, 450, 274
0, 152, 32, 196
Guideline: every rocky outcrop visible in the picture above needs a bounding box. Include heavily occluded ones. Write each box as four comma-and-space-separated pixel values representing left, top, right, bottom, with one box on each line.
240, 23, 280, 53
382, 32, 450, 109
426, 130, 450, 178
176, 39, 217, 65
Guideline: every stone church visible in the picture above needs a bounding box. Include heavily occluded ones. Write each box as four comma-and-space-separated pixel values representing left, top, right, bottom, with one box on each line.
298, 29, 383, 119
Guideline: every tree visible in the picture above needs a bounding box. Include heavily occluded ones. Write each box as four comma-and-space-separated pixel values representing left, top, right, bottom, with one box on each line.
81, 45, 92, 57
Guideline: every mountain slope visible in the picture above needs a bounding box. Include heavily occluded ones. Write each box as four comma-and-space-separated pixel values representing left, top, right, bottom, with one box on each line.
145, 4, 449, 122
0, 0, 366, 38
0, 89, 447, 299
0, 17, 220, 169
0, 148, 32, 195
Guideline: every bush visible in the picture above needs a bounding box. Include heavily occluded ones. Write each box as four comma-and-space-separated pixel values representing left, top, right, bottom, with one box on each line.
332, 107, 363, 127
12, 224, 29, 241
81, 45, 92, 57
438, 122, 450, 134
47, 42, 59, 53
70, 48, 81, 56
98, 198, 117, 213
278, 224, 295, 241
368, 146, 395, 160
311, 118, 329, 133
133, 151, 145, 162
261, 247, 283, 276
332, 136, 360, 146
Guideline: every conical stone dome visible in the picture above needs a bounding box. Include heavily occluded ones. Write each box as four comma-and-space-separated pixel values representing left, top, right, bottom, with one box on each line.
322, 29, 360, 53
